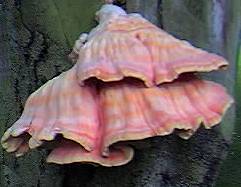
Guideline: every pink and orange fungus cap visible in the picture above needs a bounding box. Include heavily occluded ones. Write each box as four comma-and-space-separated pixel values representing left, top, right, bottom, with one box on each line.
1, 4, 233, 167
75, 5, 228, 87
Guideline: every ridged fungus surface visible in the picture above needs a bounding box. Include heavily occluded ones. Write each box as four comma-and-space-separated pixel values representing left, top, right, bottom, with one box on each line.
1, 4, 233, 167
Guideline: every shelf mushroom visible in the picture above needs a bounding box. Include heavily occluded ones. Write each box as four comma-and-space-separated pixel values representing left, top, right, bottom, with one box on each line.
1, 4, 233, 167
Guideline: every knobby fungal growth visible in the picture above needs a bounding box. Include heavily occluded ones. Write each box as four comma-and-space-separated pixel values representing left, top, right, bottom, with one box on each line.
1, 3, 233, 167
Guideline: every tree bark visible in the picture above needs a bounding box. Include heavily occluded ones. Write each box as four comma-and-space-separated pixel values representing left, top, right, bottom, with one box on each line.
0, 1, 101, 186
0, 0, 240, 187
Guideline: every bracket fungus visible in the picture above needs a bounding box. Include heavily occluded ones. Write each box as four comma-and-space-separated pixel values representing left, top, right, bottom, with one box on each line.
1, 4, 233, 167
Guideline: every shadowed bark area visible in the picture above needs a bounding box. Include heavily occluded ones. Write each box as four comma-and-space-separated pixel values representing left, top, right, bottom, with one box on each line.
216, 41, 241, 187
0, 0, 101, 186
0, 0, 240, 187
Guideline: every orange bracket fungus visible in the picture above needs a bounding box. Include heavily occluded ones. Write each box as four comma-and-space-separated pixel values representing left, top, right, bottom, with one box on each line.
1, 3, 233, 167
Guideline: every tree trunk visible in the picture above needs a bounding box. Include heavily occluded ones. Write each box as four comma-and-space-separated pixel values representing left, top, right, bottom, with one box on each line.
0, 0, 240, 187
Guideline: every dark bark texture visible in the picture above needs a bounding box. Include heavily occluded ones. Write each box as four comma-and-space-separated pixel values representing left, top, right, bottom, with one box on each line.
0, 0, 240, 187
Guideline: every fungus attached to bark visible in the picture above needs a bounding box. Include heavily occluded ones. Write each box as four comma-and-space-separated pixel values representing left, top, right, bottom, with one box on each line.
1, 4, 233, 167
73, 4, 228, 87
